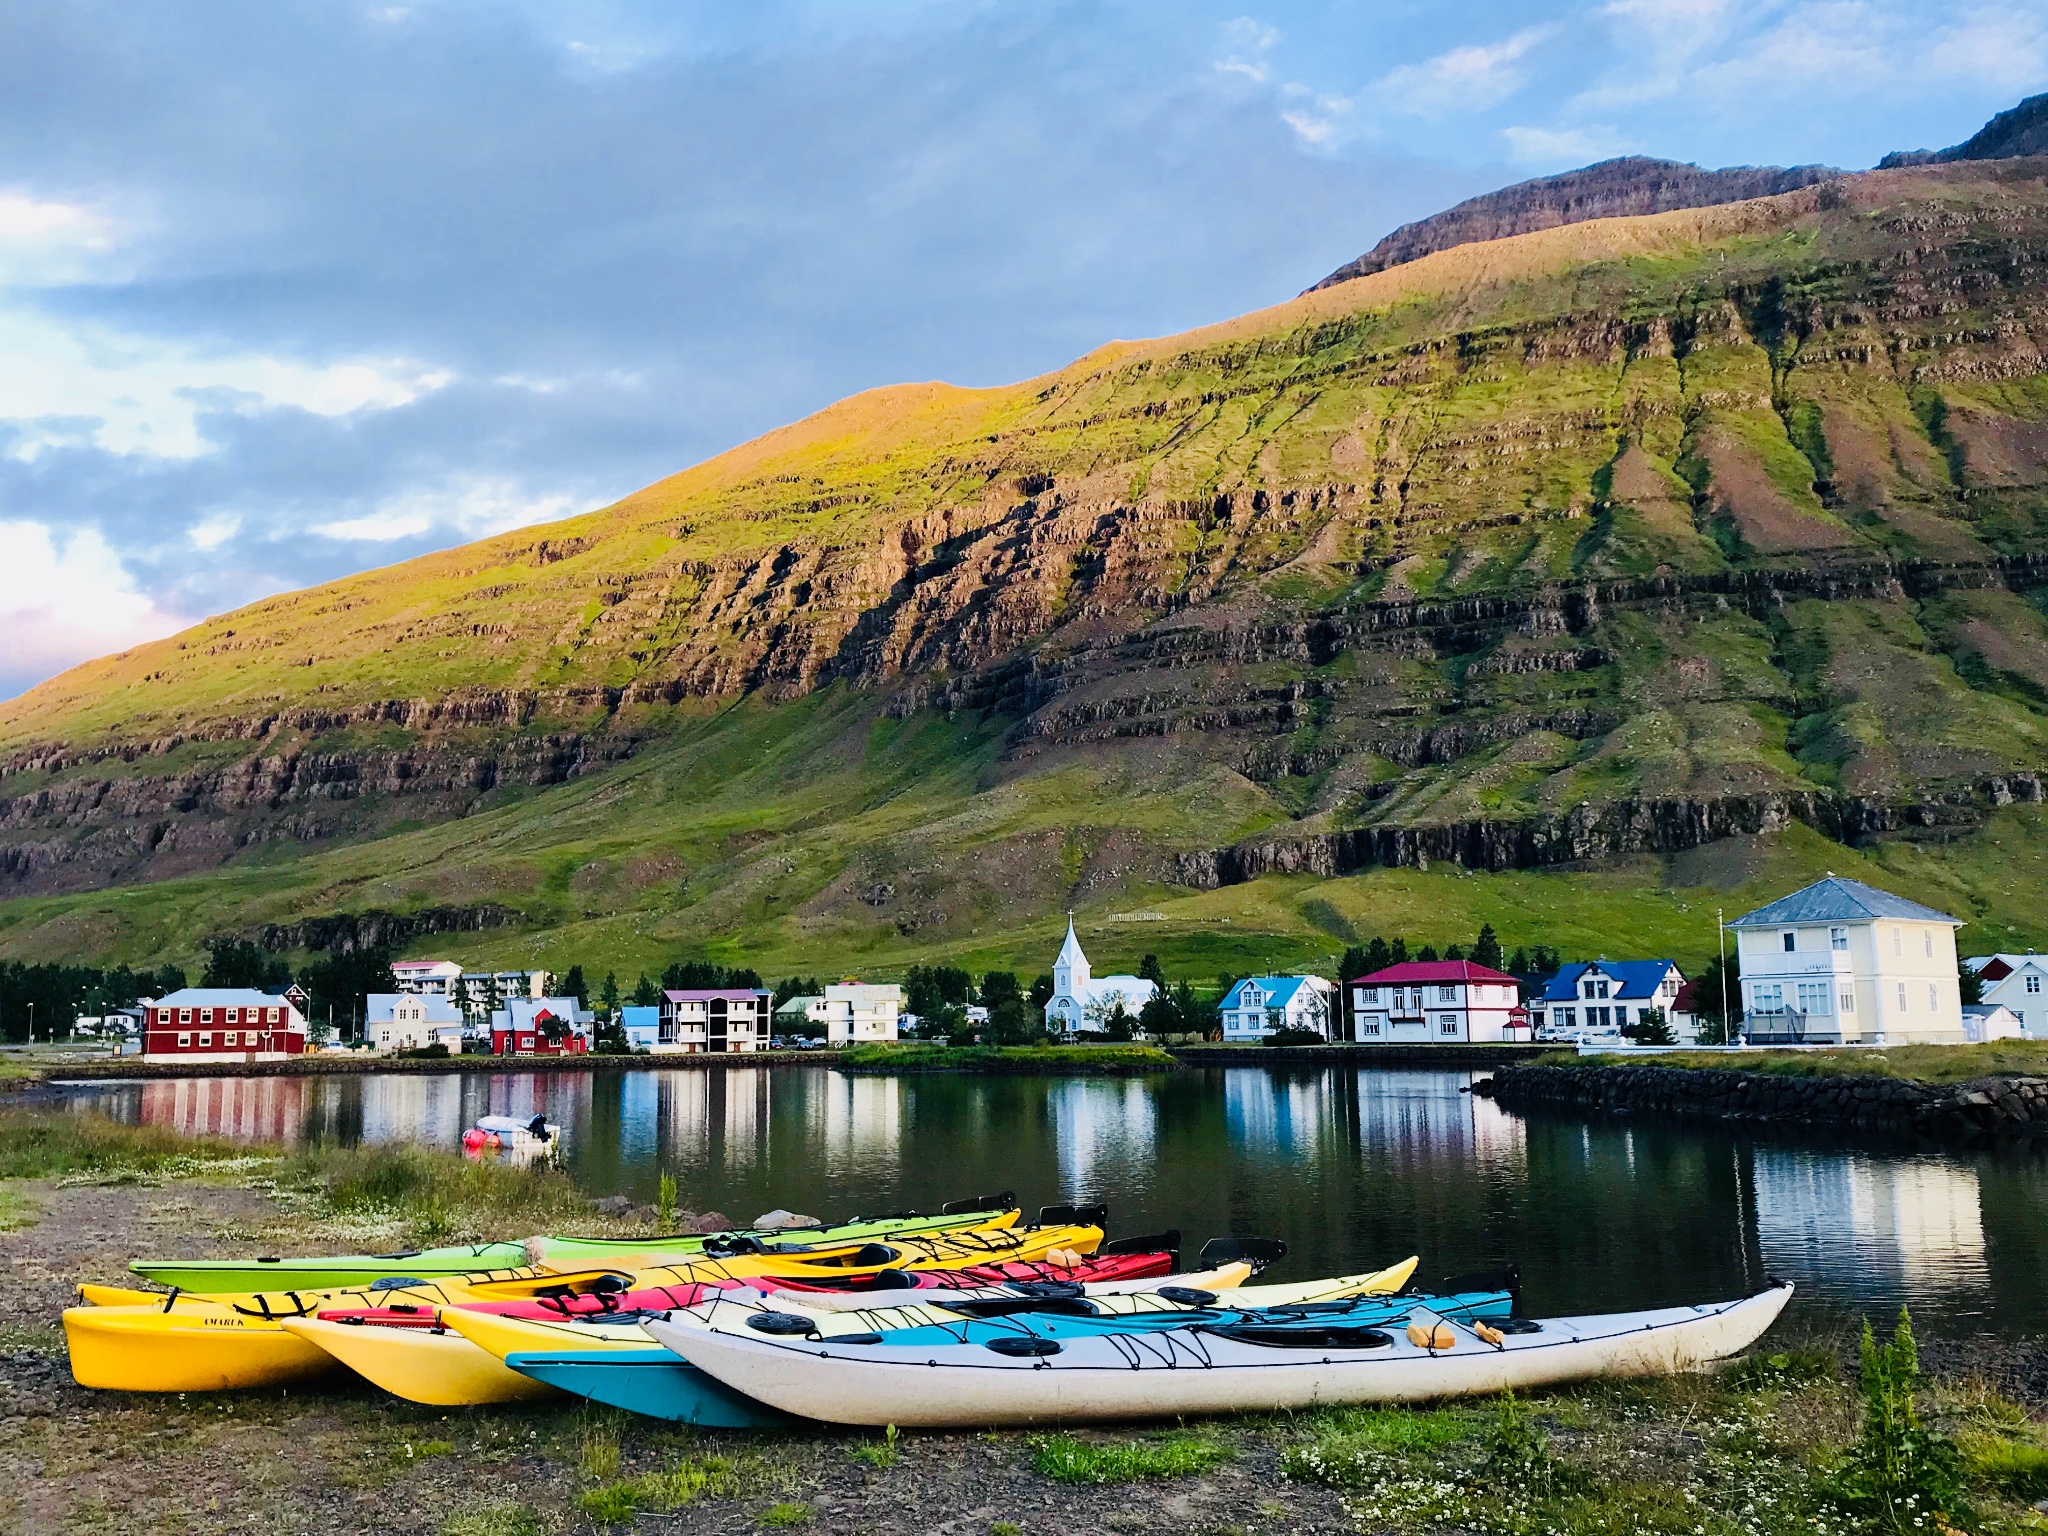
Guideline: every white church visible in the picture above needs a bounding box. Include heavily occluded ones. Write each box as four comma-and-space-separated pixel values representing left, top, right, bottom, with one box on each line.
1045, 920, 1158, 1034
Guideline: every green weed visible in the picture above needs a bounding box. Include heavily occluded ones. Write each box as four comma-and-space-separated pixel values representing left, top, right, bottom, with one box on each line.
758, 1503, 811, 1528
576, 1453, 757, 1525
849, 1423, 899, 1470
440, 1503, 540, 1536
1030, 1432, 1228, 1483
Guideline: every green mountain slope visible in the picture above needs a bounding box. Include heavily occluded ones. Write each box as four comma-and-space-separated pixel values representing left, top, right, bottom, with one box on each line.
7, 159, 2048, 977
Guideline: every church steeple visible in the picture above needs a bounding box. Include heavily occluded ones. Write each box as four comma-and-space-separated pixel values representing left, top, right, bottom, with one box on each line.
1054, 917, 1090, 999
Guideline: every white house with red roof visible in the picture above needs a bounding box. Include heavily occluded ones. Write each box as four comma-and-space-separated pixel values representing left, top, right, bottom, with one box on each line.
1349, 960, 1529, 1044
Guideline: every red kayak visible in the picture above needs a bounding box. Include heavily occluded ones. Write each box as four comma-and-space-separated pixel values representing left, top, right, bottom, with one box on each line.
317, 1240, 1178, 1329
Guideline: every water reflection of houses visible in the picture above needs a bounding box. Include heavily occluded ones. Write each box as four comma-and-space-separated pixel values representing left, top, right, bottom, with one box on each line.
644, 1069, 773, 1175
1751, 1150, 1989, 1298
815, 1073, 901, 1181
1351, 1071, 1525, 1172
1048, 1080, 1157, 1198
133, 1077, 311, 1143
1225, 1070, 1338, 1158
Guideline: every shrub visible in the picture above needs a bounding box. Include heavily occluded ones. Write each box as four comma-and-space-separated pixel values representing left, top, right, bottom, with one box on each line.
1831, 1308, 1965, 1532
1261, 1028, 1327, 1048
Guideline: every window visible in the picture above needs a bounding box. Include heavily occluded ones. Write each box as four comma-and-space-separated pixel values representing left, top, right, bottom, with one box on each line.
1582, 980, 1594, 999
1831, 927, 1848, 951
2031, 976, 2043, 995
1598, 979, 1610, 999
1360, 1020, 1381, 1036
1783, 931, 1797, 953
1439, 1015, 1459, 1035
176, 1033, 190, 1048
1796, 982, 1831, 1015
1753, 984, 1784, 1014
223, 1031, 238, 1046
1929, 982, 1939, 1010
1894, 928, 1903, 957
1842, 991, 1855, 1014
198, 1033, 212, 1047
1438, 985, 1457, 1002
1559, 1008, 1576, 1028
179, 1009, 192, 1024
1897, 982, 1908, 1012
1924, 931, 1934, 959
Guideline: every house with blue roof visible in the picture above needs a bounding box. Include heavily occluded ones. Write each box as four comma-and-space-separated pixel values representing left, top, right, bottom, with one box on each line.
1220, 974, 1335, 1041
1529, 960, 1693, 1043
1730, 875, 1966, 1045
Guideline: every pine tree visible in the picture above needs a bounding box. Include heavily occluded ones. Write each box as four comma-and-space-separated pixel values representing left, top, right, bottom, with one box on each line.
1389, 938, 1408, 965
1364, 936, 1392, 971
630, 973, 659, 1007
1138, 954, 1167, 990
599, 972, 619, 1013
1417, 944, 1440, 963
562, 965, 587, 1005
1507, 947, 1529, 974
1473, 924, 1503, 970
1444, 943, 1465, 962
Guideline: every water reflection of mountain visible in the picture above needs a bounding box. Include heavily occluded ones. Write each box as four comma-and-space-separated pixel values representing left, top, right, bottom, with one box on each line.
1751, 1150, 1991, 1303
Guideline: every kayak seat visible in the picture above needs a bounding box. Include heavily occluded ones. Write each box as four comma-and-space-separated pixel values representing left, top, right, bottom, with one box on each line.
1204, 1324, 1393, 1350
1493, 1316, 1542, 1335
1100, 1230, 1180, 1260
985, 1336, 1061, 1357
1156, 1287, 1218, 1307
370, 1250, 425, 1261
746, 1312, 821, 1337
836, 1333, 885, 1345
941, 1191, 1015, 1215
1005, 1281, 1084, 1299
1196, 1238, 1288, 1274
1036, 1203, 1110, 1228
368, 1276, 428, 1291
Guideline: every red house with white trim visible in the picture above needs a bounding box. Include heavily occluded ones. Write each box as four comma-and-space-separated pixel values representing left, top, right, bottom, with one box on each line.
489, 997, 590, 1056
142, 989, 309, 1063
1349, 961, 1529, 1044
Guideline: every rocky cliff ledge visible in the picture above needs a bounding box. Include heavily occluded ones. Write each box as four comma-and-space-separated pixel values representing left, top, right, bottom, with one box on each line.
1478, 1062, 2048, 1143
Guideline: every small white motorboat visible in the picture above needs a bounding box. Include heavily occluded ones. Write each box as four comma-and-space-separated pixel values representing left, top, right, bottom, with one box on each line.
642, 1280, 1793, 1428
462, 1114, 560, 1164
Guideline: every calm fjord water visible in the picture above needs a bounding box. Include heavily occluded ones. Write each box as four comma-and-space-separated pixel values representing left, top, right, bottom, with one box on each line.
59, 1066, 2046, 1334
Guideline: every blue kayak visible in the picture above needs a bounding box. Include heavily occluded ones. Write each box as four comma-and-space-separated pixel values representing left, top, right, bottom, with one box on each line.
504, 1347, 804, 1427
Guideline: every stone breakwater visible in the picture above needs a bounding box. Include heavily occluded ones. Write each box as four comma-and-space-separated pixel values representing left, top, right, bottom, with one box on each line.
1477, 1062, 2048, 1143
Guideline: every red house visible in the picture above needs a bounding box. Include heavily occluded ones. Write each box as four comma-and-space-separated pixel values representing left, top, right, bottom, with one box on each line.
142, 988, 309, 1063
490, 998, 590, 1057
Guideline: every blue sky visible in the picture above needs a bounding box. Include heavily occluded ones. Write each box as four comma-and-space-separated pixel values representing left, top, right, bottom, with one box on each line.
1, 0, 2043, 699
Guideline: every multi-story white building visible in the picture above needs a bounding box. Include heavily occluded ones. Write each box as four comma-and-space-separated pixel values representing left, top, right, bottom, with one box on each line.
1350, 961, 1528, 1044
1965, 954, 2048, 1039
822, 984, 902, 1045
1731, 876, 1966, 1045
390, 960, 464, 998
1044, 921, 1156, 1034
1220, 975, 1335, 1041
657, 988, 774, 1053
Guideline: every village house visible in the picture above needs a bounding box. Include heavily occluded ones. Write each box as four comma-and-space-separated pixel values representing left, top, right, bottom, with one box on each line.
364, 992, 466, 1054
657, 988, 774, 1053
489, 996, 590, 1056
1220, 975, 1335, 1042
1965, 954, 2048, 1038
1350, 960, 1528, 1044
821, 983, 901, 1045
1044, 921, 1156, 1034
1529, 960, 1694, 1043
142, 988, 308, 1063
774, 994, 826, 1038
1731, 875, 1966, 1045
619, 1004, 661, 1051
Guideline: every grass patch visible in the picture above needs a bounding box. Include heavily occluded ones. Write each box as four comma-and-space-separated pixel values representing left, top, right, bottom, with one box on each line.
441, 1504, 541, 1536
849, 1424, 899, 1469
1556, 1040, 2048, 1085
288, 1140, 595, 1243
576, 1453, 759, 1525
0, 1107, 268, 1181
0, 1185, 38, 1232
1030, 1432, 1229, 1483
758, 1503, 811, 1528
838, 1043, 1177, 1073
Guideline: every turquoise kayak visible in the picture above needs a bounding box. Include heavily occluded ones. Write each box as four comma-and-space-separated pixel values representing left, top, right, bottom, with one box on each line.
129, 1192, 1017, 1293
505, 1348, 802, 1427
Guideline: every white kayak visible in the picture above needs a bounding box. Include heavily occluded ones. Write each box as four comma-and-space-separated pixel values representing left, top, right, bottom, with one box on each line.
643, 1281, 1793, 1427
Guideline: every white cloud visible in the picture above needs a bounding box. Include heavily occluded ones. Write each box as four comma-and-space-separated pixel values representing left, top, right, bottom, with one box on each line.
1375, 25, 1558, 118
1215, 16, 1278, 84
187, 515, 242, 551
313, 476, 579, 543
1282, 95, 1354, 146
1502, 123, 1632, 166
0, 520, 186, 690
0, 304, 452, 460
0, 191, 120, 287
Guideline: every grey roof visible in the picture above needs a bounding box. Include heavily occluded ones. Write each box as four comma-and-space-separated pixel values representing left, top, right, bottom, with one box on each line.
1730, 876, 1961, 929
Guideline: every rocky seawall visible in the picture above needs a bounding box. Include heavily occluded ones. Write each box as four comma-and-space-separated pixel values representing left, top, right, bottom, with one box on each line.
1478, 1062, 2048, 1143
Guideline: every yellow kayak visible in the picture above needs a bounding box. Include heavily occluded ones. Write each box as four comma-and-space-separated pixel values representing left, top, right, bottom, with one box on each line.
64, 1303, 343, 1392
279, 1316, 561, 1405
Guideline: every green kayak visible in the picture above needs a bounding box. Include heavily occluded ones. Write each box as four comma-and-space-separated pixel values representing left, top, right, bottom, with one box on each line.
127, 1193, 1016, 1293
